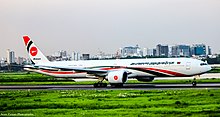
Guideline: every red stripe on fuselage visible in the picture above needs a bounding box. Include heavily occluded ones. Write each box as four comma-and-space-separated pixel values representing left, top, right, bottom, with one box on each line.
100, 68, 120, 70
40, 67, 186, 77
146, 68, 186, 76
100, 66, 126, 71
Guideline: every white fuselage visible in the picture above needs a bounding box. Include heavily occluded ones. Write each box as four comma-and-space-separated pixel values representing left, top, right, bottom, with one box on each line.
25, 58, 211, 79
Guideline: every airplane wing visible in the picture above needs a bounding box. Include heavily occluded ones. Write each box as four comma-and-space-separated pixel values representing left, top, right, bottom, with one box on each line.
25, 64, 132, 78
56, 67, 108, 74
32, 65, 109, 77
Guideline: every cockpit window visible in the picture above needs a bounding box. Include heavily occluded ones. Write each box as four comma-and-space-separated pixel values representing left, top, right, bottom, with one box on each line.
200, 63, 208, 66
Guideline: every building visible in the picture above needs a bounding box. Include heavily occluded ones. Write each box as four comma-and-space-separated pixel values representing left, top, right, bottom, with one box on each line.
143, 48, 147, 57
7, 49, 15, 64
156, 44, 169, 57
17, 57, 29, 65
147, 48, 156, 56
60, 50, 67, 58
208, 46, 212, 55
82, 54, 90, 60
171, 45, 190, 57
71, 51, 81, 61
54, 50, 67, 58
17, 57, 25, 65
121, 45, 143, 57
51, 50, 70, 61
191, 44, 206, 56
0, 58, 7, 67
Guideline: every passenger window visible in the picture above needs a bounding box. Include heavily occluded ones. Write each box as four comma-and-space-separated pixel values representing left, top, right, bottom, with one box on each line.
200, 63, 207, 66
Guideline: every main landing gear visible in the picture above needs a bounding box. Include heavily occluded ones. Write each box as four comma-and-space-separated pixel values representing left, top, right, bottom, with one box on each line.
93, 82, 124, 88
93, 77, 107, 88
110, 83, 123, 88
93, 77, 124, 88
93, 82, 107, 88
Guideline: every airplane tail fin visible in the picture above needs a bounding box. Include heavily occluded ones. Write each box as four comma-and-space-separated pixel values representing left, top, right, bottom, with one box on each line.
23, 35, 50, 64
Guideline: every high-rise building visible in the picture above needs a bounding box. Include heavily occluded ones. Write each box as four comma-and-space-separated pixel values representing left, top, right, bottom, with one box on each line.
7, 49, 15, 64
17, 57, 25, 65
52, 50, 70, 61
143, 48, 147, 57
121, 45, 143, 57
191, 44, 206, 56
54, 50, 67, 58
147, 48, 156, 56
60, 50, 67, 57
7, 49, 10, 64
71, 51, 80, 61
156, 44, 169, 57
82, 54, 90, 60
171, 45, 190, 57
208, 46, 212, 55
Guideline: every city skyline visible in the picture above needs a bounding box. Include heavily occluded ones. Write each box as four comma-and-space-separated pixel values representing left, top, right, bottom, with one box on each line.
0, 0, 220, 58
1, 43, 211, 59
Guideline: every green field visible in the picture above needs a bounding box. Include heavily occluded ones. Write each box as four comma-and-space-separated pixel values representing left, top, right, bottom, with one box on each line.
208, 67, 220, 73
1, 72, 220, 116
0, 89, 220, 117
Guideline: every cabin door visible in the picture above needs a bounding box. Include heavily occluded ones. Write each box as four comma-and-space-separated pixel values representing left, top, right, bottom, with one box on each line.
186, 62, 191, 70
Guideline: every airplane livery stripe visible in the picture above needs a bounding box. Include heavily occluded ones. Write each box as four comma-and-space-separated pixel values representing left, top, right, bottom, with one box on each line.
92, 66, 186, 77
88, 66, 123, 69
127, 67, 171, 77
27, 41, 33, 52
41, 70, 85, 74
145, 68, 186, 76
88, 66, 186, 77
125, 67, 187, 77
36, 66, 187, 77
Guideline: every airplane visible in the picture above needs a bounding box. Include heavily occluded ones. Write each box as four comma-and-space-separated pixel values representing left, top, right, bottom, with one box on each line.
22, 35, 212, 87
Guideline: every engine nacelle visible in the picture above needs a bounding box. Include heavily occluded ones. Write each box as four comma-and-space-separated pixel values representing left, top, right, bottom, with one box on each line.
136, 77, 154, 82
107, 70, 128, 84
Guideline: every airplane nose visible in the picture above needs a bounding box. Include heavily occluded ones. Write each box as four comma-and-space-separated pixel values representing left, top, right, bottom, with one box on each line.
207, 65, 212, 72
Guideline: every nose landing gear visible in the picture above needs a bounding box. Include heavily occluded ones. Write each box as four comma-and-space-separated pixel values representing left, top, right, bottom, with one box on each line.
192, 78, 197, 87
192, 75, 200, 87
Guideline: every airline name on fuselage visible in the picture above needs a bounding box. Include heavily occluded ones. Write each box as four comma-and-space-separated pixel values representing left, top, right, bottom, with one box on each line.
130, 61, 175, 66
33, 58, 41, 60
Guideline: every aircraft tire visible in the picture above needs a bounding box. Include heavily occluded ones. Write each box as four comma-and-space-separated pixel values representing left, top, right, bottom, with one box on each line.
94, 83, 107, 88
192, 81, 197, 87
110, 83, 123, 88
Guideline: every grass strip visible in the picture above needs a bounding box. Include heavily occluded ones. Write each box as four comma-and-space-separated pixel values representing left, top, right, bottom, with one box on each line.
0, 89, 220, 116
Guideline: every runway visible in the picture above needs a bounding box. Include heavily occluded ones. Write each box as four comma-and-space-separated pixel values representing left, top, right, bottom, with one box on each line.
1, 83, 220, 90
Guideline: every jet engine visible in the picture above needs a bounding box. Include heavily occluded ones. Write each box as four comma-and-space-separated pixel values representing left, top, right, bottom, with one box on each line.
107, 70, 128, 84
136, 77, 154, 82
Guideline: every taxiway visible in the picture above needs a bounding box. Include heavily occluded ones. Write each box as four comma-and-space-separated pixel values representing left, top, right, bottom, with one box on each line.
1, 83, 220, 90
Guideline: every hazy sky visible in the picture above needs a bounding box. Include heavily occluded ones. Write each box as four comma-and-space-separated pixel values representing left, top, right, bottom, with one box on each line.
0, 0, 220, 58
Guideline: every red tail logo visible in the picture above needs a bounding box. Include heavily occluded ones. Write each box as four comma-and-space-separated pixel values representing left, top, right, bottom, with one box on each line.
30, 46, 38, 56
